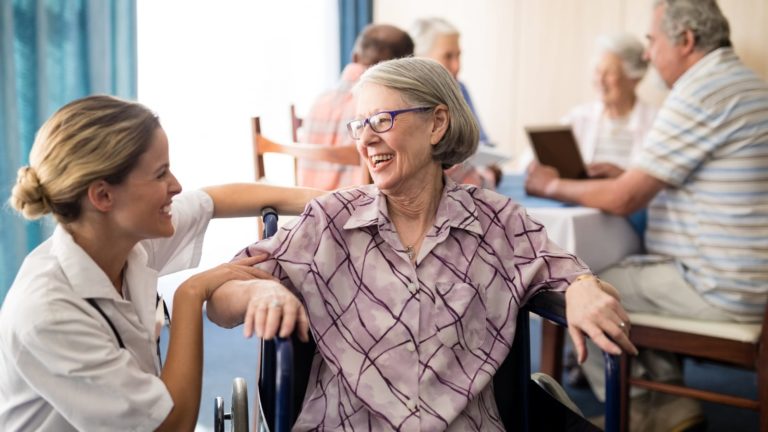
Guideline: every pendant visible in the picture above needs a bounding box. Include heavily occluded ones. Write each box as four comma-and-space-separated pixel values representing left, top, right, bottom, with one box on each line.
405, 245, 414, 260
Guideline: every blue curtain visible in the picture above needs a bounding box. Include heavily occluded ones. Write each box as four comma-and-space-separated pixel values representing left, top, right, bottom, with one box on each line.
0, 0, 137, 303
338, 0, 372, 72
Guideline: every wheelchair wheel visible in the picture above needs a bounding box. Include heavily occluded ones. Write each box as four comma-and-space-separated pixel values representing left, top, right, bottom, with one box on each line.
214, 377, 250, 432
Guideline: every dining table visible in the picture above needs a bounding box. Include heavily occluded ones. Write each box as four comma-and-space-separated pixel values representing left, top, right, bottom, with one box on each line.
497, 174, 643, 274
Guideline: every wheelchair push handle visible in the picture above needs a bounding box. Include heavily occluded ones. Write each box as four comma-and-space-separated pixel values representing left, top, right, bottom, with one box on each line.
261, 207, 278, 239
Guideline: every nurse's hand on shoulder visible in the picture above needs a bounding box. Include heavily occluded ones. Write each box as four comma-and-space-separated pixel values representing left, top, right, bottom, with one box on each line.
240, 279, 310, 343
565, 275, 638, 364
182, 255, 275, 301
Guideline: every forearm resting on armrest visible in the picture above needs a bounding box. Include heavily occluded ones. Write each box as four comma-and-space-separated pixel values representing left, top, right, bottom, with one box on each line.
206, 280, 256, 328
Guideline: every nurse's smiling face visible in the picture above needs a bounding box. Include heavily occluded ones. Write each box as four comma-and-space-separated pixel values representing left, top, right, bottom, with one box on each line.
353, 83, 445, 195
107, 127, 182, 243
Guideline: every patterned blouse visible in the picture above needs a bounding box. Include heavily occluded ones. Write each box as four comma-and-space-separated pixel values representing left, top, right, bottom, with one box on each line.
235, 179, 589, 431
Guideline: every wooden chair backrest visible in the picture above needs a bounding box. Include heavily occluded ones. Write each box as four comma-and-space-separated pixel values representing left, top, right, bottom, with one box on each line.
251, 117, 369, 185
290, 104, 303, 143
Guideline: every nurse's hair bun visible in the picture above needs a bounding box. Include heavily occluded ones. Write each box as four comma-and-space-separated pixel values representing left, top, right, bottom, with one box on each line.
9, 165, 52, 220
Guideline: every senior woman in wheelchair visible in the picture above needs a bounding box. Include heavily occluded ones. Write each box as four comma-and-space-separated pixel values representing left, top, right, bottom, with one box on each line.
208, 57, 637, 431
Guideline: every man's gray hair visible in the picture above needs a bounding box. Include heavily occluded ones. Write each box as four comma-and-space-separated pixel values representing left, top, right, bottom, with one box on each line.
353, 57, 479, 169
595, 33, 649, 80
655, 0, 731, 53
409, 17, 459, 57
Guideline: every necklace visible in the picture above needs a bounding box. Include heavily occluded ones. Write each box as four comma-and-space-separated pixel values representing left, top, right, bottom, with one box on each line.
405, 245, 415, 261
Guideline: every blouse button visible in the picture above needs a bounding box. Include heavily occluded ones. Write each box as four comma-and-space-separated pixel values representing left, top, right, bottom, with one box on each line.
406, 399, 417, 410
405, 342, 416, 352
407, 282, 418, 293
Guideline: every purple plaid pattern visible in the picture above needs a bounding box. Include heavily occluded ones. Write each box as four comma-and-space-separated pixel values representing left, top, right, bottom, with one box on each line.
235, 179, 589, 431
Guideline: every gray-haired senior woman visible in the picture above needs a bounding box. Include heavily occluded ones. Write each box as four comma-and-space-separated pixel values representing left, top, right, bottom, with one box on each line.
207, 57, 637, 431
560, 33, 658, 179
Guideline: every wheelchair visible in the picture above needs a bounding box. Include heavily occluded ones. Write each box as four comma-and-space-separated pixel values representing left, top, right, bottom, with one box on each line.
215, 208, 621, 432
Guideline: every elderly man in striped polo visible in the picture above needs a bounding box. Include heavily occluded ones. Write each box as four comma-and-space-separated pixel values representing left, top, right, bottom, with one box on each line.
526, 0, 768, 430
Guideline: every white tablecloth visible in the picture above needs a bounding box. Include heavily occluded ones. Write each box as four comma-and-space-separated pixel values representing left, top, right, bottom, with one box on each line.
526, 207, 641, 273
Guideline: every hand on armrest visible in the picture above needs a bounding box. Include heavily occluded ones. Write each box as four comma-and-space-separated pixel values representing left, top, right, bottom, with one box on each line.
565, 275, 638, 363
207, 278, 309, 342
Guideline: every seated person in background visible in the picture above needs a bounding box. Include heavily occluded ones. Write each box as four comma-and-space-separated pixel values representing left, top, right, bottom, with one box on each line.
564, 33, 658, 178
0, 95, 321, 431
560, 32, 658, 383
297, 23, 414, 190
207, 57, 637, 431
410, 17, 502, 189
527, 1, 768, 429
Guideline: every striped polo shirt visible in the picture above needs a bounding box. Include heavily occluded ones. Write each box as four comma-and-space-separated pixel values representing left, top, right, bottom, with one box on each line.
636, 48, 768, 316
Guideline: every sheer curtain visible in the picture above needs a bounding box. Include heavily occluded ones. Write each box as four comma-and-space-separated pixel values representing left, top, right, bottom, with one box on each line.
137, 4, 341, 429
136, 0, 339, 303
0, 0, 137, 302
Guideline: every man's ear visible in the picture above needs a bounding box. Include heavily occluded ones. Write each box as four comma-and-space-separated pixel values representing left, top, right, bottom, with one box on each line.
430, 105, 450, 146
86, 180, 114, 212
680, 29, 696, 55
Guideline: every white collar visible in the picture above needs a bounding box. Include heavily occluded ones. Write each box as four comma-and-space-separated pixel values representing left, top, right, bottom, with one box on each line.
50, 225, 159, 333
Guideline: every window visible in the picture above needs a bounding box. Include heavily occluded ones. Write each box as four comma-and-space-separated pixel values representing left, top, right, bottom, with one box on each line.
137, 3, 338, 429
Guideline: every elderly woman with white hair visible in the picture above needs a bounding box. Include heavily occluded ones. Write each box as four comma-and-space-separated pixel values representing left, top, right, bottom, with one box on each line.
409, 17, 502, 190
207, 57, 637, 431
563, 33, 658, 178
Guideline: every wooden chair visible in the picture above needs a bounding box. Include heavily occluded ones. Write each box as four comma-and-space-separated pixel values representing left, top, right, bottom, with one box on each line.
289, 104, 303, 143
251, 116, 369, 186
251, 116, 370, 238
619, 306, 768, 432
539, 302, 767, 431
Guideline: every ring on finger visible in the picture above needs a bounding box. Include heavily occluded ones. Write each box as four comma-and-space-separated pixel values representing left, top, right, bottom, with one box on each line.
618, 321, 627, 329
270, 298, 283, 308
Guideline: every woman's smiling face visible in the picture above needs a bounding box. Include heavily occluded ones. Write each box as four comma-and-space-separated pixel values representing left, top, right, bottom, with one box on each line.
107, 127, 182, 242
354, 83, 439, 194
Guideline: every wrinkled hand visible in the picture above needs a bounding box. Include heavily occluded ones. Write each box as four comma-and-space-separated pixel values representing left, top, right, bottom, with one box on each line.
587, 162, 624, 179
525, 161, 560, 197
565, 276, 638, 363
184, 255, 273, 301
242, 280, 310, 342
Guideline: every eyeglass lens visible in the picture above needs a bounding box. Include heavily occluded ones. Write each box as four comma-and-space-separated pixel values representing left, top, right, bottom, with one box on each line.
349, 112, 395, 139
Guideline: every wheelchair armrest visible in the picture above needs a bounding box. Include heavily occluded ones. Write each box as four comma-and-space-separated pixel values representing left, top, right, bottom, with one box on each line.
525, 289, 621, 432
526, 290, 566, 327
260, 335, 316, 432
274, 337, 294, 432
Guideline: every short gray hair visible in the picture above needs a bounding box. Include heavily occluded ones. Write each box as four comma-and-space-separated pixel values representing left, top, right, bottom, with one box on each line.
409, 17, 459, 57
654, 0, 731, 53
354, 57, 479, 169
595, 33, 648, 80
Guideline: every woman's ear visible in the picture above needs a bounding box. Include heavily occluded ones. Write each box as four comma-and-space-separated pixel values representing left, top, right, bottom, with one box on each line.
430, 105, 450, 146
86, 180, 114, 212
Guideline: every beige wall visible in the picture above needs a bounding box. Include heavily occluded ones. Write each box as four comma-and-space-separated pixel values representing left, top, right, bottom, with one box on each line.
375, 0, 768, 169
